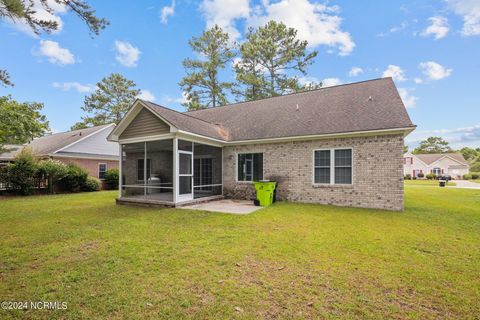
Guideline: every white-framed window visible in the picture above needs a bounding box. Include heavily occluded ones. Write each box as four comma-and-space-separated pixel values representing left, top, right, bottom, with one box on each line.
313, 148, 352, 185
98, 163, 107, 180
237, 153, 263, 182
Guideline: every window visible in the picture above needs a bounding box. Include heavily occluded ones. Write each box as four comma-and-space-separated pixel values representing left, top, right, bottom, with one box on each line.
137, 159, 152, 181
314, 149, 352, 185
194, 157, 213, 190
237, 153, 263, 182
432, 167, 441, 176
98, 163, 107, 180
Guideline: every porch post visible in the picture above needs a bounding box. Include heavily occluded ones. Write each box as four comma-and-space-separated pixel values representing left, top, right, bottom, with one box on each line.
173, 137, 178, 203
118, 144, 122, 199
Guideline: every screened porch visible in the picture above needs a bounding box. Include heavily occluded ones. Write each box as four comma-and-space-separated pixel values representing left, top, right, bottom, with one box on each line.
119, 138, 222, 205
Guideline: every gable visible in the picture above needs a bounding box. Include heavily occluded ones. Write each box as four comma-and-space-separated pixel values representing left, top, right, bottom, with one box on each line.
60, 125, 119, 157
119, 108, 171, 139
431, 156, 468, 168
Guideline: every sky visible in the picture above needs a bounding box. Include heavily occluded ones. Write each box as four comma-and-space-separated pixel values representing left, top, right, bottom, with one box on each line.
0, 0, 479, 149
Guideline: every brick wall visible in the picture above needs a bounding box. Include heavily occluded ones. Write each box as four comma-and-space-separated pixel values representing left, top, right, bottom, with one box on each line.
223, 134, 404, 211
52, 157, 119, 179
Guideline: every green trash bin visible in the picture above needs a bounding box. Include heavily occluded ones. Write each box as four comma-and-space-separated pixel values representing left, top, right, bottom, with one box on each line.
254, 181, 277, 206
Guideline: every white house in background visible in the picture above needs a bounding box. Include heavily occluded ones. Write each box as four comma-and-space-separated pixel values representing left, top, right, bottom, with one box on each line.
403, 153, 469, 179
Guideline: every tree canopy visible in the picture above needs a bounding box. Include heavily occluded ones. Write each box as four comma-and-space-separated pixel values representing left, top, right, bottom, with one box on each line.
179, 25, 235, 110
0, 0, 108, 86
412, 136, 453, 154
71, 73, 140, 130
0, 95, 50, 152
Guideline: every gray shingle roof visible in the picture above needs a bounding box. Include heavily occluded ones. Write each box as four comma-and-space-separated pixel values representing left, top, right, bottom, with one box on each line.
21, 124, 111, 156
140, 78, 414, 142
414, 153, 468, 166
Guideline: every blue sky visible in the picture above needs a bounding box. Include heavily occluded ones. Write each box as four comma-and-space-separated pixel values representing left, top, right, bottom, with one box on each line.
1, 0, 479, 149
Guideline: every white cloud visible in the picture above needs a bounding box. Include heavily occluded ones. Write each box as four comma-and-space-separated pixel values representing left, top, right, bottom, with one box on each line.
382, 65, 406, 82
160, 0, 176, 24
114, 41, 141, 67
38, 40, 75, 65
419, 61, 452, 80
398, 88, 418, 108
322, 77, 342, 87
446, 0, 480, 36
200, 0, 250, 41
163, 92, 189, 105
298, 76, 320, 86
377, 21, 408, 37
406, 123, 480, 148
248, 0, 355, 55
414, 77, 423, 84
4, 0, 67, 37
52, 82, 94, 93
421, 16, 449, 39
348, 67, 363, 77
137, 90, 156, 102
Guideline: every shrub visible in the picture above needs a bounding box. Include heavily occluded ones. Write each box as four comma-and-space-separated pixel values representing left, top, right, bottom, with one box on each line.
471, 173, 479, 180
412, 176, 417, 180
7, 148, 38, 195
404, 174, 411, 180
104, 169, 119, 190
61, 164, 88, 192
83, 176, 101, 192
417, 172, 424, 178
426, 173, 435, 180
463, 174, 472, 180
37, 159, 67, 194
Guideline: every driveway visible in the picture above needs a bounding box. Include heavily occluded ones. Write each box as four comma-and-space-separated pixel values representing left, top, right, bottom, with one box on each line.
450, 180, 480, 189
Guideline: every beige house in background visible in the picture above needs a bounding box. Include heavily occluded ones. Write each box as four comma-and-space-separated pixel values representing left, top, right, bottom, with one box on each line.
108, 78, 415, 211
403, 152, 469, 179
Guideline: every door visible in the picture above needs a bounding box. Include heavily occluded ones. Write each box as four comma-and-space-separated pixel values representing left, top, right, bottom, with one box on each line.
177, 150, 193, 201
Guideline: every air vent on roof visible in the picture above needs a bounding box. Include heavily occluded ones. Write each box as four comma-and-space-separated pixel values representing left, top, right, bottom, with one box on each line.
296, 104, 299, 111
368, 96, 373, 101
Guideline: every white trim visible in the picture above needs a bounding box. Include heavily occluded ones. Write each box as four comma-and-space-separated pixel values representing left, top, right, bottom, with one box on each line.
98, 162, 107, 180
50, 153, 119, 161
172, 138, 178, 203
176, 130, 224, 147
177, 149, 194, 202
54, 123, 116, 153
118, 144, 123, 198
118, 133, 174, 144
430, 154, 468, 167
312, 148, 354, 186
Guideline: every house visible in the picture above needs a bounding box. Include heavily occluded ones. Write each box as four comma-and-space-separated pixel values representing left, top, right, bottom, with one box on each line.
0, 124, 119, 179
403, 152, 469, 179
108, 78, 416, 211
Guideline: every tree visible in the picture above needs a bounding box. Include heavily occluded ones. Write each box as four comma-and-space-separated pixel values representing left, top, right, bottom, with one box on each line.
234, 21, 318, 100
460, 147, 480, 162
0, 0, 108, 86
0, 95, 50, 152
413, 137, 453, 154
179, 25, 235, 110
403, 145, 409, 153
71, 73, 140, 129
37, 159, 68, 194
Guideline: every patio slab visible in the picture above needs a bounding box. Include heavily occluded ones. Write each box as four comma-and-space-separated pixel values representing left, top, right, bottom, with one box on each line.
180, 199, 262, 215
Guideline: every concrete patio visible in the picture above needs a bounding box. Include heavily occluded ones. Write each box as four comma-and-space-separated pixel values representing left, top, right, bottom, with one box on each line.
180, 199, 263, 215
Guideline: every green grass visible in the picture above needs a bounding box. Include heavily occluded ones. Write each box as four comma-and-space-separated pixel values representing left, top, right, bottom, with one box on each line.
405, 179, 456, 186
0, 187, 479, 319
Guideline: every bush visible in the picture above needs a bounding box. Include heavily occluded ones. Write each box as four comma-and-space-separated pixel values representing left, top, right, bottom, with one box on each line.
426, 173, 435, 180
104, 169, 119, 190
471, 173, 479, 180
61, 164, 88, 192
417, 172, 425, 178
7, 148, 38, 195
404, 174, 411, 180
37, 159, 67, 194
83, 176, 101, 192
412, 176, 417, 180
463, 174, 472, 180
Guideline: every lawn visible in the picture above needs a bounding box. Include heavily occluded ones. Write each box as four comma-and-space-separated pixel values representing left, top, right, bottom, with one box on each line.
0, 186, 479, 319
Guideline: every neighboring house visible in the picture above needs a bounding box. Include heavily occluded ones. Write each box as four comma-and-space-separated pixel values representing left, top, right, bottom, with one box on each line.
403, 153, 469, 179
108, 78, 415, 211
0, 124, 119, 179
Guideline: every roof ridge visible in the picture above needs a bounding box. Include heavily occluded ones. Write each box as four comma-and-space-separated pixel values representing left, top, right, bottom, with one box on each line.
186, 77, 391, 113
37, 123, 112, 138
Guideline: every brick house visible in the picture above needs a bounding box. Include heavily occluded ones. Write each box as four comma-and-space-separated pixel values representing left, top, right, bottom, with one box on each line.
403, 152, 469, 179
0, 124, 119, 179
108, 78, 415, 211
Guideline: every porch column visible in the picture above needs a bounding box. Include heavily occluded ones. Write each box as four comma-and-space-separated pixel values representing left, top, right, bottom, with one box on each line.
173, 137, 178, 203
118, 144, 123, 198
